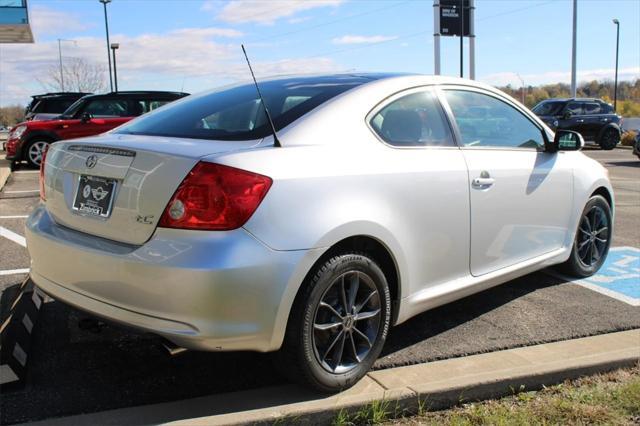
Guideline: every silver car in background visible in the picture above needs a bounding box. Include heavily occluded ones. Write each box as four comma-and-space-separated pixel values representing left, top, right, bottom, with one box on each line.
26, 74, 614, 391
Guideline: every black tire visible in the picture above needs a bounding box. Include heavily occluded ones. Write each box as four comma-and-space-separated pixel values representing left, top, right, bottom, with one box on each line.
560, 195, 612, 278
24, 138, 52, 168
275, 253, 391, 392
598, 128, 620, 150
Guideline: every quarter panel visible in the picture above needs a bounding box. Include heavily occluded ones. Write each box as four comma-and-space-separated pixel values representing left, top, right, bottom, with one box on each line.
221, 141, 471, 301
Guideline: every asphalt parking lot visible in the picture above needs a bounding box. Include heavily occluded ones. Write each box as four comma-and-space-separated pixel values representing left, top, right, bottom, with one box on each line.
0, 148, 638, 425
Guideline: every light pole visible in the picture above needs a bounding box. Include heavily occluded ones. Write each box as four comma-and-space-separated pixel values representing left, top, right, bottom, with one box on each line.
516, 73, 525, 104
57, 38, 76, 92
570, 0, 577, 97
613, 18, 620, 113
111, 43, 119, 92
99, 0, 113, 92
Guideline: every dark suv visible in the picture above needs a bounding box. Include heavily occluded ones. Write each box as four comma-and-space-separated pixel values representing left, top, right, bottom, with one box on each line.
7, 91, 188, 167
532, 98, 622, 150
25, 92, 91, 121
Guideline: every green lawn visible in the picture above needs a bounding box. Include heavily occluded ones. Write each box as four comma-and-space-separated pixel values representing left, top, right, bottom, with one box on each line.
332, 367, 640, 426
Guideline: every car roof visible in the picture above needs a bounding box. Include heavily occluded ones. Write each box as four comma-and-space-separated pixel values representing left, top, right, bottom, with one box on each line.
78, 91, 189, 100
541, 98, 605, 103
31, 92, 91, 99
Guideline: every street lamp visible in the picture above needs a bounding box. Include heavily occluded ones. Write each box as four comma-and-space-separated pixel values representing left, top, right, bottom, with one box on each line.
57, 38, 76, 92
99, 0, 113, 92
613, 18, 620, 113
110, 43, 119, 92
516, 73, 525, 104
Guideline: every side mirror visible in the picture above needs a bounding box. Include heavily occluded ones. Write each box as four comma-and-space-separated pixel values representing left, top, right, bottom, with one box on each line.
549, 130, 583, 153
80, 112, 93, 123
562, 110, 573, 120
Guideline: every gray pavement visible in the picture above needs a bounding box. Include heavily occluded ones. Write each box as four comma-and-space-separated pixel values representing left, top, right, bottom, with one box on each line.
0, 148, 638, 425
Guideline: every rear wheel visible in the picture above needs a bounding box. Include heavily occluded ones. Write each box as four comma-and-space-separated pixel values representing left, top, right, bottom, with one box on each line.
25, 139, 51, 168
560, 195, 612, 277
276, 253, 391, 392
598, 128, 620, 150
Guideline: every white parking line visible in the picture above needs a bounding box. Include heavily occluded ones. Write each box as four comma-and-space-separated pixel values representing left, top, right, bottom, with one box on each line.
12, 170, 39, 174
0, 227, 26, 247
0, 215, 28, 219
3, 190, 39, 194
0, 269, 29, 276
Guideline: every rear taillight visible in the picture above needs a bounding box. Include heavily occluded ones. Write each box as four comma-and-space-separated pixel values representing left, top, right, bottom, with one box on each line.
39, 147, 49, 201
158, 162, 272, 231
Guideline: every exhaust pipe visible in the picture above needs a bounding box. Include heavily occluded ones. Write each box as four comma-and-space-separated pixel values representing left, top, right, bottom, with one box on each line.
162, 339, 188, 356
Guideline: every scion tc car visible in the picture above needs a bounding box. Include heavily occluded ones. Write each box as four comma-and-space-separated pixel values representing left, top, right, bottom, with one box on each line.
532, 98, 622, 150
26, 74, 614, 391
6, 91, 188, 168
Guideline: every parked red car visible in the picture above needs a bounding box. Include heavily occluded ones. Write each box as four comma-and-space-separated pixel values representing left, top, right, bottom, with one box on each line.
6, 91, 188, 167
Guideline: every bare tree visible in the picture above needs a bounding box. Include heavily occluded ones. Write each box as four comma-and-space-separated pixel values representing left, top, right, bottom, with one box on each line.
0, 105, 25, 127
38, 58, 107, 93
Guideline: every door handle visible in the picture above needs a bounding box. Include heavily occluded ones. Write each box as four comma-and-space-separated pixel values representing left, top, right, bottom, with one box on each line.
472, 177, 495, 188
576, 119, 585, 122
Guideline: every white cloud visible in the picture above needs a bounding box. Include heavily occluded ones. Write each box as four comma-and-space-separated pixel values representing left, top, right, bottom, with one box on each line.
481, 68, 640, 87
29, 5, 90, 37
213, 0, 343, 25
331, 35, 398, 45
0, 27, 341, 106
288, 16, 312, 24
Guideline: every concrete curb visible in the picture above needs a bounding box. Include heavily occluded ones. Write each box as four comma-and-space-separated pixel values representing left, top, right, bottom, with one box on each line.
28, 329, 639, 426
0, 159, 11, 192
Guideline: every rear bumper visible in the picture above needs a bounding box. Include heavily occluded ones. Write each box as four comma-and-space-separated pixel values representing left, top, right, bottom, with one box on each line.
26, 205, 314, 352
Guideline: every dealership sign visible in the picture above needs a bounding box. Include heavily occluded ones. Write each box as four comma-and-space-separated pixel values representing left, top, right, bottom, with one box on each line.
439, 0, 470, 37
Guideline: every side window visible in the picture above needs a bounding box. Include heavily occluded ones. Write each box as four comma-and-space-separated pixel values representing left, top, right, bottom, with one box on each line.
565, 102, 583, 115
600, 103, 614, 114
135, 100, 172, 115
584, 103, 602, 115
444, 90, 545, 149
370, 90, 453, 147
84, 99, 130, 117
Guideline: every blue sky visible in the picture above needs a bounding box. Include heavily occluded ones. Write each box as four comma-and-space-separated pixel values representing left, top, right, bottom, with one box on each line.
1, 0, 638, 106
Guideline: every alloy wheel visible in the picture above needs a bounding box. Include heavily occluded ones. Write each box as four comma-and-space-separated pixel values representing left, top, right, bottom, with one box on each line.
576, 205, 610, 267
312, 271, 381, 374
28, 141, 49, 167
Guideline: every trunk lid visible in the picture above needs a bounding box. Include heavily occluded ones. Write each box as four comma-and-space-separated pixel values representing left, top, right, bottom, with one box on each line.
43, 133, 262, 245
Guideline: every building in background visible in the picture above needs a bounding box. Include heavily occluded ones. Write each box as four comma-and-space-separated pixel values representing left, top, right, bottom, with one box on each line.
0, 0, 33, 43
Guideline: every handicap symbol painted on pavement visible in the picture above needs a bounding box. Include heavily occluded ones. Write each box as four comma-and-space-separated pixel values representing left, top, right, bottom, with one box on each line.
574, 247, 640, 306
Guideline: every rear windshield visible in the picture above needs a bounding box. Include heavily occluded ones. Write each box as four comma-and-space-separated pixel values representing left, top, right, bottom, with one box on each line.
532, 101, 564, 116
114, 76, 365, 141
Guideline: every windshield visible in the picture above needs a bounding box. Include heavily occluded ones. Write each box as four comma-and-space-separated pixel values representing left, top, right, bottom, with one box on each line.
115, 76, 368, 141
532, 101, 564, 116
60, 97, 87, 118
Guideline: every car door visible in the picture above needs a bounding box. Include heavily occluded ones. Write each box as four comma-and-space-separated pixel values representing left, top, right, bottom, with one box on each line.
582, 102, 605, 140
440, 87, 574, 276
58, 98, 132, 140
559, 101, 586, 137
368, 88, 470, 295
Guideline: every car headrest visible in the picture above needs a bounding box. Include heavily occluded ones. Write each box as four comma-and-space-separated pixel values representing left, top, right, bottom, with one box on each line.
381, 109, 422, 145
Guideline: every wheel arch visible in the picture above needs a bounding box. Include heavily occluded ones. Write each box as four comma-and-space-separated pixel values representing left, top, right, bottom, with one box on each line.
22, 131, 59, 161
596, 123, 621, 143
270, 233, 404, 351
591, 186, 613, 208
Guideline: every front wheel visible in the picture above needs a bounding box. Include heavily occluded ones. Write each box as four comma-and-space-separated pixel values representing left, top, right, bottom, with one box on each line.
24, 139, 51, 168
276, 253, 391, 392
598, 128, 620, 150
560, 195, 612, 278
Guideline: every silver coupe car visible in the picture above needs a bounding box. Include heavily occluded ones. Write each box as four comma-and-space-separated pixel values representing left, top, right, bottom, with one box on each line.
26, 74, 613, 391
